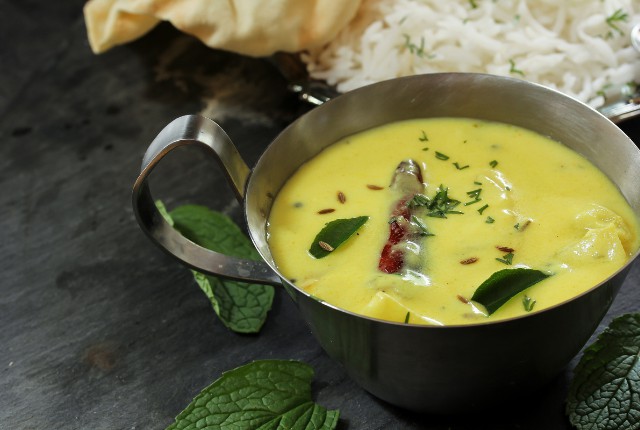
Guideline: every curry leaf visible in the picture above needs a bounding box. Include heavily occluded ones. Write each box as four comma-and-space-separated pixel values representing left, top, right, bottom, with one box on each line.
163, 203, 274, 334
166, 360, 340, 430
309, 216, 369, 258
566, 313, 640, 430
470, 268, 550, 315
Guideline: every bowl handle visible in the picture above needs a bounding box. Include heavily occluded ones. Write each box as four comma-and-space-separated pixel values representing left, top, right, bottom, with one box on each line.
132, 114, 282, 286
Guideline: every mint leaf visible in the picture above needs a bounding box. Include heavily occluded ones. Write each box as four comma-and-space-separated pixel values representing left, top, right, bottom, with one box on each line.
166, 360, 339, 430
166, 204, 274, 334
566, 313, 640, 430
156, 200, 174, 227
470, 268, 550, 315
309, 216, 369, 258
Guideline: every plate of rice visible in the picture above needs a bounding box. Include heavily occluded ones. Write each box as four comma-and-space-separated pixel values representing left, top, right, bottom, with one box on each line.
300, 0, 640, 110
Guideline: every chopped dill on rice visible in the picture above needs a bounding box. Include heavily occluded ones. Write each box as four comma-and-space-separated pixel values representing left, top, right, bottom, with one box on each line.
301, 0, 640, 108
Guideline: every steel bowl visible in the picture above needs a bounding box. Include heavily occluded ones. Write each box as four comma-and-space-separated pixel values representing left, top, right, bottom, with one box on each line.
132, 73, 640, 413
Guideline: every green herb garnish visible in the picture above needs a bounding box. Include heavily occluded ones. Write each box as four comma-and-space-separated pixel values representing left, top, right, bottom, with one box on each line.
464, 188, 482, 206
466, 188, 481, 199
486, 216, 495, 224
419, 130, 429, 141
509, 59, 525, 76
566, 313, 640, 430
477, 204, 489, 214
489, 160, 499, 168
468, 0, 478, 8
162, 203, 274, 334
496, 252, 514, 265
435, 151, 450, 160
166, 360, 339, 430
522, 295, 536, 312
408, 185, 463, 218
404, 312, 411, 324
411, 215, 435, 236
453, 162, 469, 170
474, 181, 482, 186
309, 216, 369, 258
605, 8, 628, 34
471, 268, 551, 315
403, 34, 426, 57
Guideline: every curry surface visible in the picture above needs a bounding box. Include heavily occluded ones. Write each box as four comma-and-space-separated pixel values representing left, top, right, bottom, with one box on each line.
268, 118, 639, 325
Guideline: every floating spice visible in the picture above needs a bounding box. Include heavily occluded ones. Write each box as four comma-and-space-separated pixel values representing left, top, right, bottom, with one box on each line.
317, 208, 335, 214
460, 257, 478, 265
367, 184, 384, 190
318, 241, 334, 252
496, 246, 515, 253
337, 191, 346, 204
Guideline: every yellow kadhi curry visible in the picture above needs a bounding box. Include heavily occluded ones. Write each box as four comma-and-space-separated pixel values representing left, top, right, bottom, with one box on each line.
267, 118, 639, 325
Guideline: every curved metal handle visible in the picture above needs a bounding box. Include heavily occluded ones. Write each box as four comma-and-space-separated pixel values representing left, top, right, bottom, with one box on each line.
132, 114, 282, 286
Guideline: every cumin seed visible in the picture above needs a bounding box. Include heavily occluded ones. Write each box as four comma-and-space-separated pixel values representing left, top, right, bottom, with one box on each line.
337, 191, 346, 204
460, 257, 478, 265
367, 184, 384, 190
318, 241, 334, 252
317, 208, 335, 214
457, 295, 470, 304
496, 246, 515, 253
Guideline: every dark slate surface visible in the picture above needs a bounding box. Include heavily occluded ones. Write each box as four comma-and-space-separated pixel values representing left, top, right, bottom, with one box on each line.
1, 4, 639, 430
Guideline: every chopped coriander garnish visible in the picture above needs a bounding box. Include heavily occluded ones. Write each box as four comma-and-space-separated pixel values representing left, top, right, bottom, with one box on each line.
464, 188, 482, 206
486, 216, 495, 224
496, 252, 514, 265
489, 160, 498, 168
466, 188, 482, 199
404, 311, 411, 324
522, 295, 536, 312
509, 59, 525, 76
468, 0, 478, 9
422, 147, 429, 151
435, 152, 450, 161
388, 216, 402, 224
605, 9, 628, 34
474, 181, 482, 186
477, 204, 489, 214
408, 194, 429, 207
411, 215, 435, 236
514, 223, 520, 230
453, 162, 469, 170
408, 185, 463, 218
403, 34, 426, 57
418, 130, 429, 142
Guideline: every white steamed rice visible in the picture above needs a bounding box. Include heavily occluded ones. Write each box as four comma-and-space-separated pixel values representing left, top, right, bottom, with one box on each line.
301, 0, 640, 107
